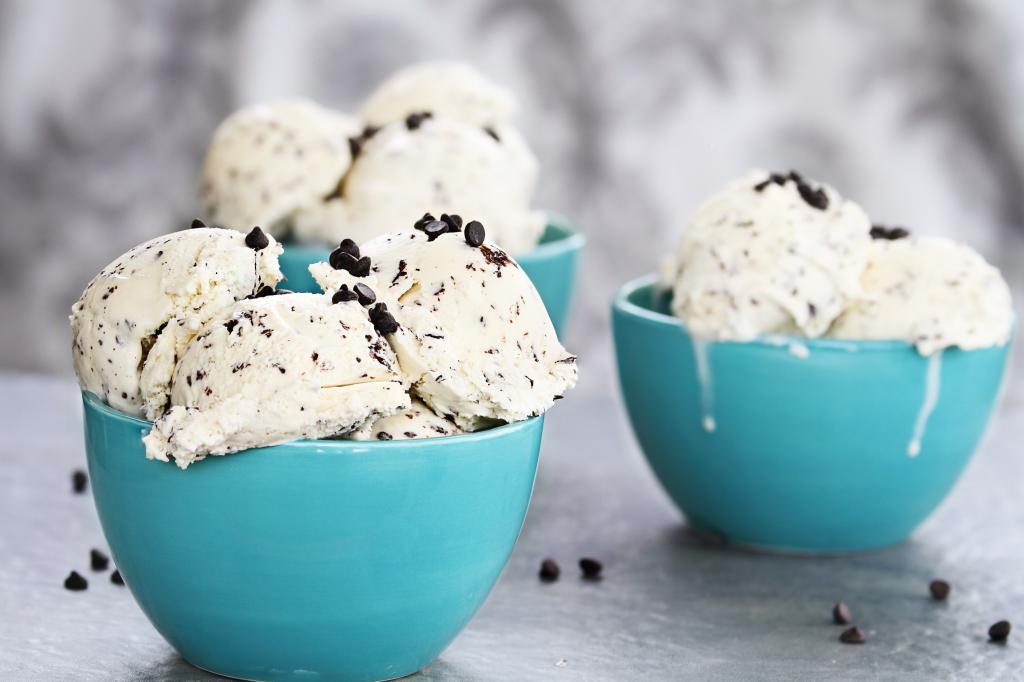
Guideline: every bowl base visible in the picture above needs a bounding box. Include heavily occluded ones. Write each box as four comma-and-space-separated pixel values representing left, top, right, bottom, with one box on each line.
189, 657, 429, 682
685, 522, 910, 557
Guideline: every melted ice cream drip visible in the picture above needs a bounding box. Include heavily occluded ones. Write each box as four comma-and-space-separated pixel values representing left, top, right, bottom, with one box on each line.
908, 350, 943, 457
691, 338, 716, 432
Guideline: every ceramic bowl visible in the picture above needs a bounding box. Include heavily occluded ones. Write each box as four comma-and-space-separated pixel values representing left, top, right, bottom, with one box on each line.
278, 216, 585, 335
612, 275, 1011, 552
82, 391, 543, 681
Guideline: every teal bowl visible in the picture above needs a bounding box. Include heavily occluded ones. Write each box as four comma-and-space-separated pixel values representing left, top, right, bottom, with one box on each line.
612, 275, 1011, 553
279, 216, 585, 335
82, 391, 543, 681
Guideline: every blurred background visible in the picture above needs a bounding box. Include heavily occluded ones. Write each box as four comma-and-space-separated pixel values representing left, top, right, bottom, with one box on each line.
2, 0, 1024, 397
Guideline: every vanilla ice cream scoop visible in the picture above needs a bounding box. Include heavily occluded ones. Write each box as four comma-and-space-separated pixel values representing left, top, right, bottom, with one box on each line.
311, 224, 576, 430
294, 117, 544, 254
143, 293, 409, 468
829, 233, 1013, 355
199, 99, 358, 237
71, 227, 283, 419
664, 170, 872, 341
348, 398, 461, 441
360, 61, 516, 128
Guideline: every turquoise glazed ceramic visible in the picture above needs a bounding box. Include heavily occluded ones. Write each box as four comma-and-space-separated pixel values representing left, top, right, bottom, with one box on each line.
612, 275, 1011, 553
82, 392, 543, 681
278, 217, 585, 335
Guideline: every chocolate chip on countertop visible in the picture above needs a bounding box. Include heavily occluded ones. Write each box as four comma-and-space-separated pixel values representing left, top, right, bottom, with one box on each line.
414, 212, 436, 230
337, 238, 360, 259
929, 579, 951, 601
539, 558, 560, 582
832, 602, 852, 625
350, 256, 372, 277
422, 220, 448, 241
369, 303, 399, 335
405, 111, 432, 130
354, 283, 376, 306
64, 571, 88, 591
464, 220, 486, 247
332, 285, 358, 304
870, 224, 910, 240
190, 218, 206, 229
110, 569, 125, 586
90, 549, 109, 572
72, 469, 88, 494
989, 620, 1011, 642
245, 226, 270, 251
440, 213, 463, 232
579, 558, 603, 580
839, 626, 866, 644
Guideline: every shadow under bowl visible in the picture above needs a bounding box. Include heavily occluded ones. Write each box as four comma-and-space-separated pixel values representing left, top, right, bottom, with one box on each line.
279, 216, 585, 336
82, 392, 543, 681
612, 275, 1011, 553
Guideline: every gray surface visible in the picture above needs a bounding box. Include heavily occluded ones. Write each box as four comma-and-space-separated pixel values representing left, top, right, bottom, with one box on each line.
2, 371, 1023, 681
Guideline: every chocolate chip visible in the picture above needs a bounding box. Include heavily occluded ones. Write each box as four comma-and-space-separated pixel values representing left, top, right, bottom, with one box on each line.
90, 549, 109, 572
332, 286, 357, 304
191, 218, 206, 229
832, 602, 852, 625
110, 570, 124, 586
441, 213, 463, 232
753, 173, 787, 192
870, 225, 910, 240
354, 283, 376, 306
348, 137, 361, 158
797, 182, 829, 210
350, 256, 372, 277
839, 626, 866, 644
362, 125, 379, 140
787, 170, 804, 183
245, 226, 270, 250
465, 220, 485, 247
929, 579, 951, 601
64, 571, 87, 591
329, 248, 358, 271
414, 212, 436, 230
422, 220, 448, 241
579, 558, 602, 580
989, 620, 1011, 642
377, 432, 393, 441
405, 111, 432, 130
252, 285, 276, 298
369, 303, 399, 334
72, 469, 88, 494
224, 319, 239, 333
337, 238, 360, 259
483, 126, 501, 142
539, 558, 560, 582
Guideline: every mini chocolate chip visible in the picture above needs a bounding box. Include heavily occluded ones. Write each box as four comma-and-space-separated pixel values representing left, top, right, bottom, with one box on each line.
252, 285, 276, 298
483, 126, 501, 142
90, 549, 109, 572
405, 111, 433, 130
753, 173, 787, 192
64, 571, 87, 591
377, 432, 393, 441
787, 170, 804, 184
929, 579, 951, 601
338, 238, 360, 259
870, 225, 910, 240
839, 626, 866, 644
797, 182, 829, 210
348, 137, 361, 158
579, 558, 603, 580
110, 570, 124, 586
191, 218, 206, 229
441, 213, 463, 232
224, 319, 239, 333
350, 256, 372, 277
362, 125, 379, 140
245, 226, 270, 250
414, 212, 436, 230
539, 558, 560, 582
422, 220, 448, 241
332, 286, 357, 304
354, 283, 376, 306
330, 248, 358, 271
465, 220, 486, 247
989, 620, 1011, 642
833, 602, 852, 625
72, 470, 88, 494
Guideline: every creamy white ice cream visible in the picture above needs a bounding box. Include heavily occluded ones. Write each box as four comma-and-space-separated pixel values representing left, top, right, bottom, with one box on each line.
70, 227, 283, 419
829, 235, 1013, 355
199, 99, 358, 237
143, 293, 408, 468
311, 225, 577, 430
348, 398, 461, 441
663, 170, 872, 341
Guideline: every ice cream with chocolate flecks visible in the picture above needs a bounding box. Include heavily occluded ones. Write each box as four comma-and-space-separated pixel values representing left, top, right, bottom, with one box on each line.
142, 293, 408, 468
662, 170, 872, 341
199, 99, 358, 237
348, 398, 461, 441
311, 222, 577, 430
70, 227, 283, 419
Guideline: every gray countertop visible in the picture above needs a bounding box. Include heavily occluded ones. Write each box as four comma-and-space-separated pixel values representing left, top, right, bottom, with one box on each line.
2, 372, 1023, 681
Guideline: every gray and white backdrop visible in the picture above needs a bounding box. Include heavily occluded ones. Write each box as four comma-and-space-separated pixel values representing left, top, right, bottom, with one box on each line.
2, 0, 1024, 397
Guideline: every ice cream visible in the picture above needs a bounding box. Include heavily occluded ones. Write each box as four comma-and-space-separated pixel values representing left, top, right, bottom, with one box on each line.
664, 170, 872, 341
829, 233, 1013, 355
348, 398, 461, 441
70, 226, 283, 419
311, 218, 577, 430
199, 99, 358, 237
294, 117, 544, 254
360, 61, 516, 128
142, 292, 409, 468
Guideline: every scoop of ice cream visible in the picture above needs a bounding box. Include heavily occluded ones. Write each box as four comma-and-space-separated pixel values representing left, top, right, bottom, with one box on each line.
829, 235, 1013, 355
70, 227, 283, 419
311, 226, 576, 430
293, 117, 544, 255
360, 61, 516, 128
142, 293, 409, 468
199, 99, 358, 237
348, 398, 461, 441
663, 170, 872, 340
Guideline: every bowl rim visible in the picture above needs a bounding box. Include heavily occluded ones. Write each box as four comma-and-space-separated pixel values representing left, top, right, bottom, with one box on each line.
614, 273, 955, 354
82, 390, 543, 452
